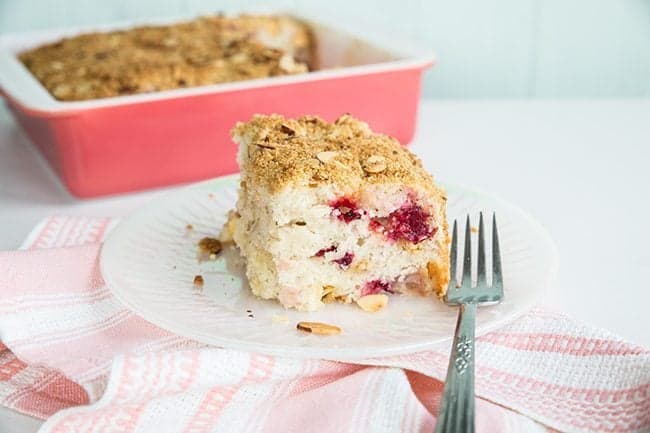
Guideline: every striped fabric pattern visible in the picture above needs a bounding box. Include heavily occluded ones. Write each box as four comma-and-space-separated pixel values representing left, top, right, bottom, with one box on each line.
0, 216, 648, 433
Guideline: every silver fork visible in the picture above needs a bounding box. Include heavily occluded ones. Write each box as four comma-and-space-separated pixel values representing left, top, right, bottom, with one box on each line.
434, 213, 504, 433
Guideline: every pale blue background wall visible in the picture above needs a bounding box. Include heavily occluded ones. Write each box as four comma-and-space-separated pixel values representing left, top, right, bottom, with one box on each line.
1, 0, 648, 98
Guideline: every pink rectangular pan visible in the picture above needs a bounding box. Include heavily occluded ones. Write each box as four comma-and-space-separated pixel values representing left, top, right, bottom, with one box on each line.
0, 14, 434, 198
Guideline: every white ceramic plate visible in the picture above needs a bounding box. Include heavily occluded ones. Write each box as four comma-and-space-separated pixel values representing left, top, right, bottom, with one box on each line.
100, 175, 557, 360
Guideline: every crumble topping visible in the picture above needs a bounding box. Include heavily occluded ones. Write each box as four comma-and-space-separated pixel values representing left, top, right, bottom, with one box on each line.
233, 114, 443, 196
20, 14, 313, 101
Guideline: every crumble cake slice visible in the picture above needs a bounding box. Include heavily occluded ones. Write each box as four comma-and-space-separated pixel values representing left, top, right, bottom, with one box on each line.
223, 114, 450, 311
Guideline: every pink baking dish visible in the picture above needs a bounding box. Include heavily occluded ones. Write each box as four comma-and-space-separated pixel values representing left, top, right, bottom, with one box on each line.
0, 13, 434, 198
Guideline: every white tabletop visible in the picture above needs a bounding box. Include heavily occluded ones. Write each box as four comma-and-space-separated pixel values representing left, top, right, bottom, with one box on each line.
1, 99, 649, 432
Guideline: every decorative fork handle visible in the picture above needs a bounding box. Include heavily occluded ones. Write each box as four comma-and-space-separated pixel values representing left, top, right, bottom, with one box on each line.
434, 302, 477, 433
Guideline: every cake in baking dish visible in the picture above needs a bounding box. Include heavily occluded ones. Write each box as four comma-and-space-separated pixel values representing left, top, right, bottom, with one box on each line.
222, 114, 450, 312
19, 14, 314, 101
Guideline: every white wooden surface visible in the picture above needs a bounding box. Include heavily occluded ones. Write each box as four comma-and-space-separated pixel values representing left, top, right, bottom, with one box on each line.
0, 0, 648, 98
0, 99, 649, 432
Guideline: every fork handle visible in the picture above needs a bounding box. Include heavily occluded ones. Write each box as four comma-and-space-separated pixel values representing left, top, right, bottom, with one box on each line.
434, 303, 477, 433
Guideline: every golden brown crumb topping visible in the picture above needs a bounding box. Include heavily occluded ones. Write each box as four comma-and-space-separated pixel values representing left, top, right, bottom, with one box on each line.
20, 14, 313, 101
233, 114, 440, 194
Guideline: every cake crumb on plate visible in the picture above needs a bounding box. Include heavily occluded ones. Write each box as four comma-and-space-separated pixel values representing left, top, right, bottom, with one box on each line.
198, 237, 222, 261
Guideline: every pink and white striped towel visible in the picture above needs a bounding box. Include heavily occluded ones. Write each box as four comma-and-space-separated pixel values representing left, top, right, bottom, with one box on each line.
0, 216, 648, 433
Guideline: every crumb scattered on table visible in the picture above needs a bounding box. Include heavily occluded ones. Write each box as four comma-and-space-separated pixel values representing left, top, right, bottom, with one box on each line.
470, 226, 478, 233
193, 275, 204, 289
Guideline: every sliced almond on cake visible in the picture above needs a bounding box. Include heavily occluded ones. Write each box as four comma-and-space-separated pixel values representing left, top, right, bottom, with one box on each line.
356, 294, 388, 312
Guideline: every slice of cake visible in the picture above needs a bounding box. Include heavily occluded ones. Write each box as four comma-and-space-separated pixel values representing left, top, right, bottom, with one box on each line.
222, 114, 450, 311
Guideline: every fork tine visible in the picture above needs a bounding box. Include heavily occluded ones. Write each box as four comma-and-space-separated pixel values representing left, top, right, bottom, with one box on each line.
492, 213, 503, 291
477, 212, 486, 286
461, 214, 472, 288
448, 220, 458, 288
